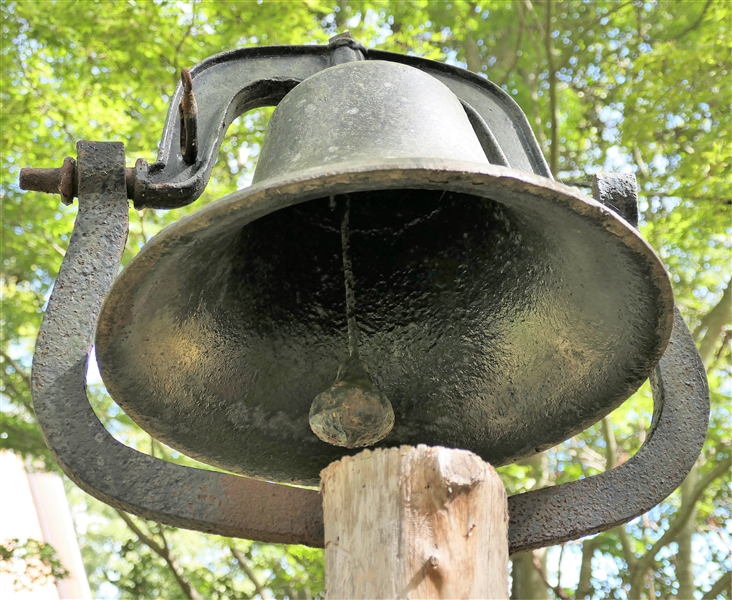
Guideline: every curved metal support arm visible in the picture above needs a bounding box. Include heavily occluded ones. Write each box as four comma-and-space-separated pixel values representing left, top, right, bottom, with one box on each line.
506, 307, 709, 553
33, 144, 708, 552
32, 142, 324, 545
20, 39, 550, 209
505, 172, 709, 552
134, 46, 332, 209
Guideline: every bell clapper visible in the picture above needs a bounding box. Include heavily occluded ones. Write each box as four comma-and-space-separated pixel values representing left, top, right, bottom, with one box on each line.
309, 196, 395, 448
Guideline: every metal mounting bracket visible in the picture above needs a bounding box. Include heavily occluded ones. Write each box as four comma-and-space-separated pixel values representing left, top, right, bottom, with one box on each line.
20, 38, 550, 209
32, 144, 708, 553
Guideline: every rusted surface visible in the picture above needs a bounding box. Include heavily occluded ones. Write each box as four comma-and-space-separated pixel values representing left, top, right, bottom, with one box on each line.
20, 166, 64, 194
31, 142, 323, 546
20, 157, 136, 205
21, 39, 549, 210
179, 68, 198, 164
58, 156, 76, 205
328, 31, 367, 65
30, 144, 707, 551
592, 173, 639, 227
505, 173, 709, 553
19, 156, 76, 204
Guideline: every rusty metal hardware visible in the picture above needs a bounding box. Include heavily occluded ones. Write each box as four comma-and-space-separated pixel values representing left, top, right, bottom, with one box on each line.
19, 156, 77, 205
592, 172, 639, 227
20, 36, 549, 209
328, 31, 367, 65
20, 158, 136, 203
32, 142, 323, 546
31, 143, 708, 553
179, 68, 198, 165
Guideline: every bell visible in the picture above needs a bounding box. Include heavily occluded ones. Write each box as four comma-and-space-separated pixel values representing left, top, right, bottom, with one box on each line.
95, 60, 673, 484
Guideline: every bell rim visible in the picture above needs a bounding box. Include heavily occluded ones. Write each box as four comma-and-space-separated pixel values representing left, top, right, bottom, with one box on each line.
136, 157, 674, 350
97, 158, 675, 475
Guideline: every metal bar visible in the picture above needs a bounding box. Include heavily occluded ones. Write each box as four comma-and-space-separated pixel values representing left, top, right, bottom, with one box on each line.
31, 141, 323, 546
506, 307, 709, 553
20, 40, 550, 209
504, 172, 708, 552
31, 150, 708, 553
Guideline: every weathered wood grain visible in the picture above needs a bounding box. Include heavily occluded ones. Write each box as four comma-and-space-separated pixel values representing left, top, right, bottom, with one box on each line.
321, 445, 508, 599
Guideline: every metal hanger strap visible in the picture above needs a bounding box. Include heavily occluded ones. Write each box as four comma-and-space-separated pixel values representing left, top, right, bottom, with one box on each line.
31, 145, 708, 552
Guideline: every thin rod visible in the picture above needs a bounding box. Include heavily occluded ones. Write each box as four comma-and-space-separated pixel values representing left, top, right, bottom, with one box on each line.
340, 196, 359, 358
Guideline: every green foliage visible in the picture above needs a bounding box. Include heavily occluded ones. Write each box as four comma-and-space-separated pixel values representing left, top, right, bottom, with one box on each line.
0, 537, 69, 591
2, 1, 729, 599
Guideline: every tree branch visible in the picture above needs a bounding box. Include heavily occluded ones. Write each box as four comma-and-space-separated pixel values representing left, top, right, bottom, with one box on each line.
600, 1, 635, 21
531, 552, 570, 599
464, 30, 483, 73
630, 451, 731, 592
601, 416, 618, 470
575, 538, 597, 599
693, 280, 732, 367
602, 415, 636, 571
522, 0, 547, 38
498, 1, 526, 87
1, 376, 22, 401
116, 510, 164, 554
556, 543, 565, 592
668, 0, 713, 41
543, 0, 559, 175
229, 544, 270, 599
702, 569, 731, 600
0, 351, 31, 390
714, 329, 731, 364
116, 510, 202, 600
169, 0, 200, 74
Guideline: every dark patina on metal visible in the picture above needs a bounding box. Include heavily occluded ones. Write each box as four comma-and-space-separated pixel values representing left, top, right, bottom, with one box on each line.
32, 142, 324, 546
94, 58, 675, 484
20, 39, 549, 208
30, 144, 709, 551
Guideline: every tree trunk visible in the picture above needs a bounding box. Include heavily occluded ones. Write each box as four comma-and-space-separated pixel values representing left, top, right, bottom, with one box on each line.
676, 466, 698, 600
543, 0, 560, 176
510, 550, 550, 600
464, 31, 483, 73
321, 445, 508, 599
575, 538, 597, 599
696, 279, 731, 367
511, 452, 551, 599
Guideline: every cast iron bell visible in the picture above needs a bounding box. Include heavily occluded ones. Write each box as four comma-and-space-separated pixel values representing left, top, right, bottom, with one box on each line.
93, 59, 673, 484
23, 36, 707, 552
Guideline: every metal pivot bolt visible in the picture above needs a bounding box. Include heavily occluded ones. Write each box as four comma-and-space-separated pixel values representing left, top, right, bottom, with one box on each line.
19, 157, 136, 204
19, 156, 77, 205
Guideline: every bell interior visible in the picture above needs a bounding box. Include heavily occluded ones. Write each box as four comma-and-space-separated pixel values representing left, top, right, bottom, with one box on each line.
96, 181, 670, 484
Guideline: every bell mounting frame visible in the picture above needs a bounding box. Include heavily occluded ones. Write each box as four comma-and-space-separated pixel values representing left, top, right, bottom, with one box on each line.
21, 35, 550, 208
27, 38, 708, 553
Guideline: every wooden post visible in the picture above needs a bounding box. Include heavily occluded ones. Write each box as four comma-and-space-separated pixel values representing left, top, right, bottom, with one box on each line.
321, 445, 508, 599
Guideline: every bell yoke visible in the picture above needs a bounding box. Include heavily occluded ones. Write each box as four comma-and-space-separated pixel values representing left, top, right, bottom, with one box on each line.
23, 34, 708, 553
